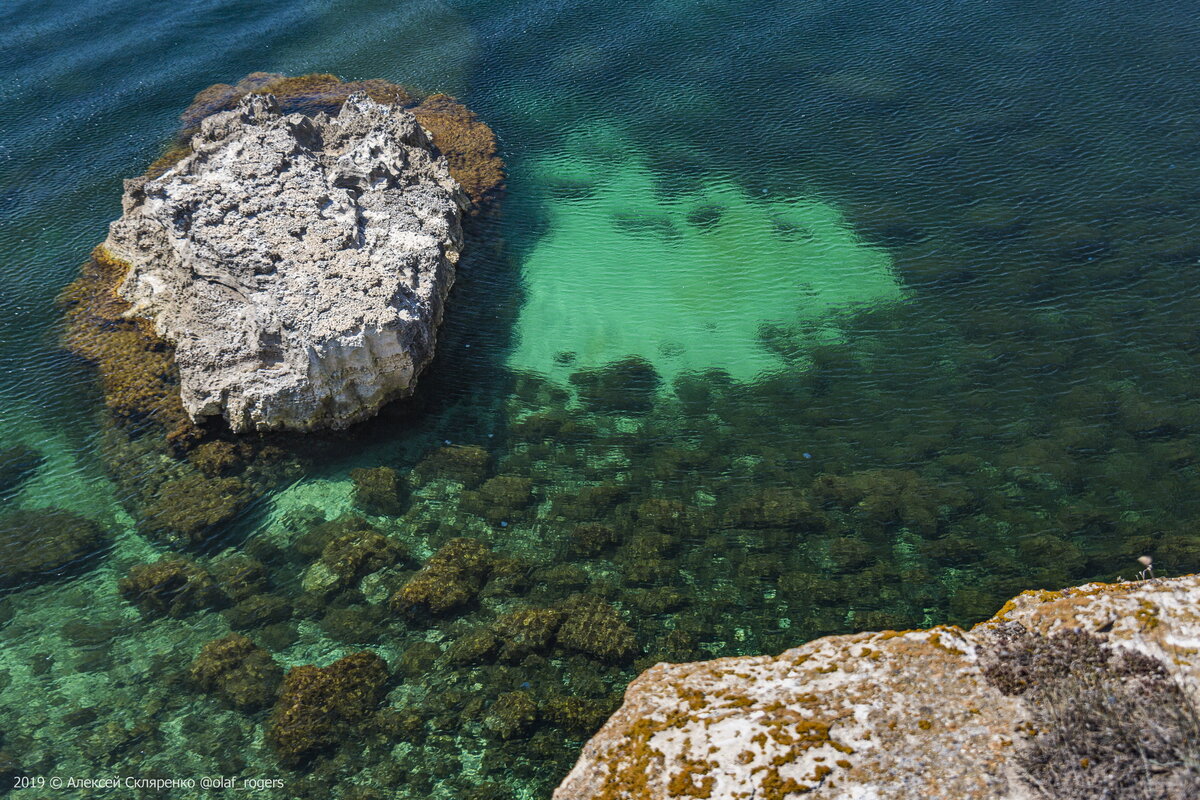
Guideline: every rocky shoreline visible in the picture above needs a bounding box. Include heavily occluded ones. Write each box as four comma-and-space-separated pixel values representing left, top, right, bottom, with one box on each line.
554, 574, 1200, 800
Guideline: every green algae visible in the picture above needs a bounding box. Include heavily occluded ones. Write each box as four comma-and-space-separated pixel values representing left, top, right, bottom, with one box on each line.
507, 125, 903, 387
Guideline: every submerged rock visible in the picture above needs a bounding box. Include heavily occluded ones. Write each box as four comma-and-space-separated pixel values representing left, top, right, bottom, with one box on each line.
555, 575, 1200, 800
103, 92, 468, 433
0, 509, 106, 590
390, 537, 493, 617
555, 594, 637, 663
484, 691, 538, 739
268, 651, 389, 765
0, 444, 43, 496
190, 633, 283, 711
118, 555, 226, 618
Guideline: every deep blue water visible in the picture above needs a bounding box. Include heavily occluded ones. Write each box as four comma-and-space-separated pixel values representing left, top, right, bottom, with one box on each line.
2, 0, 1200, 797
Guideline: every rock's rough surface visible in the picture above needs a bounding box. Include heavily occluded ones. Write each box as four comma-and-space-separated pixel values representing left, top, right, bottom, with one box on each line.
554, 575, 1200, 800
103, 92, 468, 432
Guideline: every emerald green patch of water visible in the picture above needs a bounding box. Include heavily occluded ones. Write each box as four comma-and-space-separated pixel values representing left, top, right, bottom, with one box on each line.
506, 126, 903, 386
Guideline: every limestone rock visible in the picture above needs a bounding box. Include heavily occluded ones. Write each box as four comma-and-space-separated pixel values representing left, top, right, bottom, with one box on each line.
103, 92, 468, 432
554, 575, 1200, 800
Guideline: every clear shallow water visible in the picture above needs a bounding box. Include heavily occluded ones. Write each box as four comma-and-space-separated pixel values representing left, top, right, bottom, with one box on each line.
3, 0, 1200, 797
508, 123, 901, 384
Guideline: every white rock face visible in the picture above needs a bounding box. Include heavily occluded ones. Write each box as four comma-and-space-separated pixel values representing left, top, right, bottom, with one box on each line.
104, 93, 468, 432
555, 575, 1200, 800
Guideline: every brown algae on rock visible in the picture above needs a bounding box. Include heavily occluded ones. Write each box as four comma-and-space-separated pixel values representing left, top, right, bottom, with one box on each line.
0, 509, 107, 590
190, 633, 283, 712
268, 651, 390, 766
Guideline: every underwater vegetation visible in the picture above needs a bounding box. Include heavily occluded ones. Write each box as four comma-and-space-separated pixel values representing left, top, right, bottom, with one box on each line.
0, 444, 44, 497
4, 0, 1200, 794
0, 509, 107, 590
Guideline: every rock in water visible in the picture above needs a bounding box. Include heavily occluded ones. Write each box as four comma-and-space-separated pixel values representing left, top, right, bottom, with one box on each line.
555, 575, 1200, 800
103, 92, 468, 433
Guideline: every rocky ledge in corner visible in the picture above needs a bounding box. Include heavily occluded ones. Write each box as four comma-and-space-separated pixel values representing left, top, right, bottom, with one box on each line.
103, 91, 467, 433
555, 574, 1200, 800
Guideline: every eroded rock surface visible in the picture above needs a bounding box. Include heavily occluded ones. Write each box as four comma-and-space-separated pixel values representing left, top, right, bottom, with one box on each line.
555, 575, 1200, 800
103, 92, 467, 432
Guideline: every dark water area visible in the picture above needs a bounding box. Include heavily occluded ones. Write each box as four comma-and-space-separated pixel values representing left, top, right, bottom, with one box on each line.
2, 0, 1200, 796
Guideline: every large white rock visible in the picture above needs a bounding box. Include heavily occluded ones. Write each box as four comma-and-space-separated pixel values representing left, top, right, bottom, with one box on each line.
104, 92, 467, 432
555, 575, 1200, 800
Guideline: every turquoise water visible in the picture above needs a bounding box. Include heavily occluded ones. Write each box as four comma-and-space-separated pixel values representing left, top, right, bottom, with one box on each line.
508, 123, 902, 385
3, 0, 1200, 796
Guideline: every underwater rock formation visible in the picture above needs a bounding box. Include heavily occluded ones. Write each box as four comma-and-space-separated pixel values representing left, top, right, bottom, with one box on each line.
0, 509, 106, 590
350, 466, 407, 516
173, 73, 503, 207
118, 555, 226, 617
190, 633, 283, 711
268, 651, 389, 765
485, 691, 539, 739
302, 526, 405, 594
555, 594, 638, 663
0, 444, 43, 497
141, 474, 252, 546
103, 91, 467, 433
554, 575, 1200, 800
389, 537, 493, 617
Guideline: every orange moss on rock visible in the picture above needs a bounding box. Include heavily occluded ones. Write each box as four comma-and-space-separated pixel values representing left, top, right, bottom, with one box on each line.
666, 756, 717, 798
176, 72, 502, 207
410, 93, 504, 207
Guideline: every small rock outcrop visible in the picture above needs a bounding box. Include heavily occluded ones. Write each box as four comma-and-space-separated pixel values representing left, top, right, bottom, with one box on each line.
555, 575, 1200, 800
102, 92, 468, 432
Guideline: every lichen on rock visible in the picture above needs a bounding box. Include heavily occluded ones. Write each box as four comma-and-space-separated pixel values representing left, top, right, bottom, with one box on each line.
554, 574, 1200, 800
